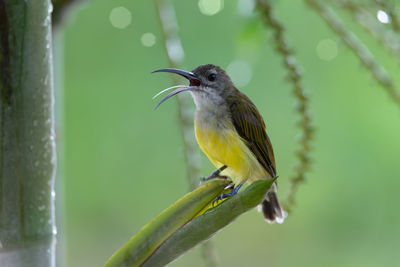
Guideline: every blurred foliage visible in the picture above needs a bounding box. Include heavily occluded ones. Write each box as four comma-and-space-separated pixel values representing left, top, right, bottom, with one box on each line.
52, 0, 82, 27
58, 0, 400, 266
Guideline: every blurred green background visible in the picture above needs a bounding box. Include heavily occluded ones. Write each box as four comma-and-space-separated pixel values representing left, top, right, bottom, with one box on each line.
59, 0, 400, 266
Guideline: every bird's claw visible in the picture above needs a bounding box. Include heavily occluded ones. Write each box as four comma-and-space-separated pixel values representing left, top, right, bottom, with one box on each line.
200, 165, 228, 182
200, 174, 228, 182
212, 183, 243, 207
212, 194, 226, 207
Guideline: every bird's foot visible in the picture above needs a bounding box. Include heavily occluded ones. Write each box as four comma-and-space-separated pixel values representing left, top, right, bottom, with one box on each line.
212, 183, 243, 206
200, 165, 228, 182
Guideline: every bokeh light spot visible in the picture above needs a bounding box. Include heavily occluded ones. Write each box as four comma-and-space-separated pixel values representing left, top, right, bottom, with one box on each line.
226, 61, 252, 88
316, 39, 338, 61
237, 0, 255, 17
109, 7, 132, 29
141, 32, 156, 47
377, 10, 390, 24
198, 0, 224, 16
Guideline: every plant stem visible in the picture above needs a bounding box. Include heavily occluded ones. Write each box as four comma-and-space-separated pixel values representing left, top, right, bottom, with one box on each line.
335, 0, 400, 61
154, 0, 201, 191
0, 0, 56, 266
200, 240, 218, 267
154, 0, 218, 266
306, 0, 400, 107
374, 0, 400, 33
257, 0, 314, 213
52, 27, 66, 267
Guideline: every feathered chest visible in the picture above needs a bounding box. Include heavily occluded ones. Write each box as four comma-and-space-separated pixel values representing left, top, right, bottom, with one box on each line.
194, 108, 242, 164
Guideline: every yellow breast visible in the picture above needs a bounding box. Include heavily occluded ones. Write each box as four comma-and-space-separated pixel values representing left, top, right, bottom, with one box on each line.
194, 119, 266, 184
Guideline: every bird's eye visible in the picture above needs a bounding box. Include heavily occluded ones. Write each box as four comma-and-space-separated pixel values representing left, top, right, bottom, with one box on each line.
207, 73, 216, 82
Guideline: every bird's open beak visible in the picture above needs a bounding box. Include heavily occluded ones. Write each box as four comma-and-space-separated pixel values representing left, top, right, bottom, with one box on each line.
152, 68, 201, 109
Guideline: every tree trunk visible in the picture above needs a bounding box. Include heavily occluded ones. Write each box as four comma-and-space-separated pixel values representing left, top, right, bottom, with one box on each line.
0, 0, 56, 266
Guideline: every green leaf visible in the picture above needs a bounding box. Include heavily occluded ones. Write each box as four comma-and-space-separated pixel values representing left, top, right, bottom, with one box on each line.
103, 179, 231, 267
104, 178, 274, 267
143, 179, 274, 267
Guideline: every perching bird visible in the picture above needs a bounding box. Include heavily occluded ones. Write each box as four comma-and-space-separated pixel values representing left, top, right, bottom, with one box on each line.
153, 64, 285, 223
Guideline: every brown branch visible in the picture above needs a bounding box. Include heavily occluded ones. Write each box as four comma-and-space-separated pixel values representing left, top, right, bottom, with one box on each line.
257, 0, 314, 213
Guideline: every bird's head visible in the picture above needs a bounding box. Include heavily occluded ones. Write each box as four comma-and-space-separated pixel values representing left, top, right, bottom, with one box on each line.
153, 64, 235, 109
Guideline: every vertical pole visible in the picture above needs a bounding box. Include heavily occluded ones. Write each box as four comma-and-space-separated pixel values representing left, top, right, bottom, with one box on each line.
0, 0, 56, 266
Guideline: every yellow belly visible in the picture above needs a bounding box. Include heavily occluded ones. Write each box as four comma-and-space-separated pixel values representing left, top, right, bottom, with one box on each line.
194, 121, 267, 184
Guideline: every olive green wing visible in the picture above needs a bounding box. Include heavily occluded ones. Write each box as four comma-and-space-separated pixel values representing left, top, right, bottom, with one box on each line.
228, 92, 276, 177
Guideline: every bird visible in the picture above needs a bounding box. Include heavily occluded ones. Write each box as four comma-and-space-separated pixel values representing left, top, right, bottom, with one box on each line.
153, 64, 285, 223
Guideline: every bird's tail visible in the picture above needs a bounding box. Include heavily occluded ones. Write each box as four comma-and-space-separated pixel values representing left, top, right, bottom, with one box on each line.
259, 182, 286, 224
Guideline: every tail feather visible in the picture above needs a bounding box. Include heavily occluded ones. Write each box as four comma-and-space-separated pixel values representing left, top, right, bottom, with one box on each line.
260, 187, 286, 224
260, 198, 275, 222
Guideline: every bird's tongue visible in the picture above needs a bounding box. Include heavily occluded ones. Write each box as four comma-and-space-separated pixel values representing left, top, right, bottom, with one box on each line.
190, 79, 200, 87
